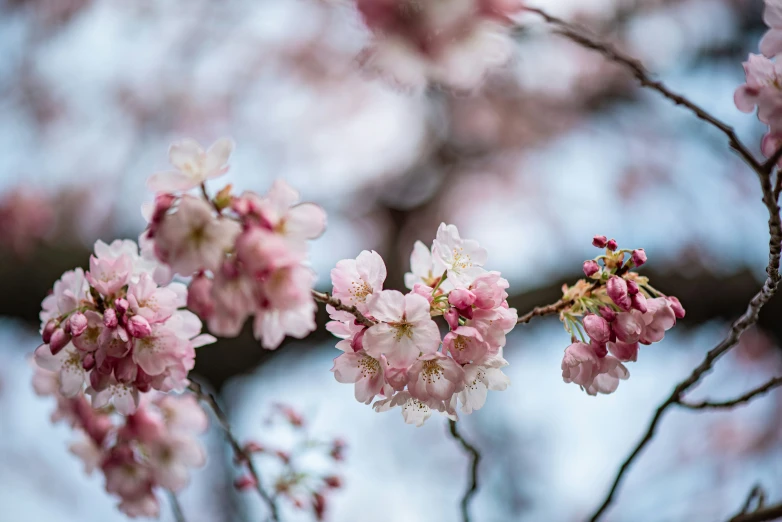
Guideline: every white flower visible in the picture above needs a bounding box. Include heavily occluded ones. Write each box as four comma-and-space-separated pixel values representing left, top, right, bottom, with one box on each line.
362, 290, 440, 368
34, 343, 86, 397
331, 250, 387, 313
147, 137, 234, 193
457, 354, 510, 414
431, 223, 487, 288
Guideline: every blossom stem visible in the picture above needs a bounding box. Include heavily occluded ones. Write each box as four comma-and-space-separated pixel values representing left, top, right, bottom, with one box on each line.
187, 381, 280, 522
679, 376, 782, 410
447, 420, 481, 522
167, 491, 187, 522
728, 502, 782, 522
310, 290, 375, 327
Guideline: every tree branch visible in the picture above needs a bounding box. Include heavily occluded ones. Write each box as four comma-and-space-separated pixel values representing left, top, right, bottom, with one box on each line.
729, 502, 782, 522
311, 290, 375, 327
447, 420, 481, 522
679, 376, 782, 410
516, 298, 569, 324
525, 6, 763, 173
187, 381, 280, 522
521, 7, 782, 522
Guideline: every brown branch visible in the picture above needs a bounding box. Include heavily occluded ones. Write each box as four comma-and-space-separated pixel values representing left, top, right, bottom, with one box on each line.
739, 485, 767, 515
522, 7, 782, 522
187, 381, 280, 522
447, 420, 481, 522
516, 298, 569, 324
311, 290, 375, 327
680, 376, 782, 410
729, 503, 782, 522
525, 6, 763, 173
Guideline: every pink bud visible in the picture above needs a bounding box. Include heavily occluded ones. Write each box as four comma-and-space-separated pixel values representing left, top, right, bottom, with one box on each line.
187, 274, 215, 319
49, 328, 71, 355
234, 475, 258, 491
126, 315, 152, 338
350, 328, 365, 352
631, 248, 647, 267
591, 341, 607, 358
444, 307, 460, 330
90, 369, 110, 391
592, 235, 608, 248
606, 238, 618, 251
243, 441, 265, 454
42, 320, 57, 343
606, 276, 631, 310
583, 314, 611, 344
114, 298, 129, 317
582, 260, 600, 277
613, 312, 643, 344
599, 306, 616, 322
411, 283, 434, 304
667, 296, 686, 319
69, 313, 88, 337
152, 193, 176, 223
626, 280, 639, 295
448, 289, 476, 309
103, 308, 118, 328
631, 292, 648, 313
608, 341, 639, 362
82, 353, 96, 371
324, 475, 342, 489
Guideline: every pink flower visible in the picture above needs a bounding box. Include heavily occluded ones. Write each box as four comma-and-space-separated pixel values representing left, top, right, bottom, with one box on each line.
362, 290, 440, 368
86, 254, 132, 297
154, 196, 240, 276
734, 54, 782, 132
147, 137, 234, 193
405, 240, 441, 290
613, 310, 644, 344
468, 271, 509, 309
761, 0, 782, 58
253, 301, 317, 350
251, 180, 327, 242
467, 306, 517, 352
431, 223, 487, 288
442, 326, 490, 365
631, 248, 647, 267
561, 342, 598, 388
585, 356, 629, 396
331, 351, 390, 404
235, 227, 303, 276
40, 268, 90, 326
449, 288, 477, 309
592, 235, 608, 248
88, 378, 140, 415
407, 353, 465, 402
146, 433, 206, 491
207, 266, 255, 337
639, 297, 676, 344
127, 273, 179, 324
667, 296, 686, 319
331, 250, 387, 313
607, 341, 639, 362
263, 265, 316, 310
34, 342, 86, 397
583, 260, 600, 277
457, 354, 510, 414
186, 273, 214, 320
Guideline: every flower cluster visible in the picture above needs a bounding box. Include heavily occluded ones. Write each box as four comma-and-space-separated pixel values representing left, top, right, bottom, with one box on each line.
328, 223, 513, 426
560, 236, 685, 395
34, 366, 207, 518
34, 238, 213, 414
235, 404, 346, 521
355, 0, 524, 91
735, 0, 782, 159
143, 138, 327, 349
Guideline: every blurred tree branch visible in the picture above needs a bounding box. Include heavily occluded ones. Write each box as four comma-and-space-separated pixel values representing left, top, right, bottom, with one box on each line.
680, 376, 782, 410
447, 420, 481, 522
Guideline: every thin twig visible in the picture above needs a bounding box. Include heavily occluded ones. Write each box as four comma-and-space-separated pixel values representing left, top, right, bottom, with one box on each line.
739, 485, 767, 515
523, 7, 782, 522
187, 381, 280, 522
525, 6, 763, 173
447, 420, 481, 522
311, 290, 375, 327
516, 298, 569, 324
168, 491, 187, 522
680, 376, 782, 410
729, 502, 782, 522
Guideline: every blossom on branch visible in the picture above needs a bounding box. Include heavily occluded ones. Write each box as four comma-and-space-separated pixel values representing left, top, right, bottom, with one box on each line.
327, 224, 515, 426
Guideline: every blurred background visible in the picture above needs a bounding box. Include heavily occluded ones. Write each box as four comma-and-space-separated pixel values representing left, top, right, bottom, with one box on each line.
1, 0, 781, 520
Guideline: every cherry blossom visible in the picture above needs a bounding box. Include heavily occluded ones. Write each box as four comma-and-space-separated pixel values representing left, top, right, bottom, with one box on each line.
761, 0, 782, 58
431, 222, 488, 288
734, 54, 782, 135
147, 137, 234, 193
331, 350, 391, 404
362, 290, 440, 367
331, 250, 387, 313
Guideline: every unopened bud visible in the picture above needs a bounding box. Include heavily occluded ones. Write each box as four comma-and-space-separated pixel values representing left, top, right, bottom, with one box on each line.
606, 276, 630, 310
103, 308, 118, 328
591, 341, 608, 358
126, 315, 152, 338
42, 320, 57, 343
631, 248, 647, 267
82, 353, 96, 371
583, 260, 600, 277
69, 313, 88, 337
114, 298, 129, 316
667, 296, 686, 319
324, 475, 342, 489
606, 238, 618, 251
49, 328, 71, 355
626, 280, 639, 295
631, 292, 648, 313
233, 475, 257, 491
444, 307, 460, 330
583, 314, 611, 344
592, 235, 608, 248
599, 306, 616, 322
